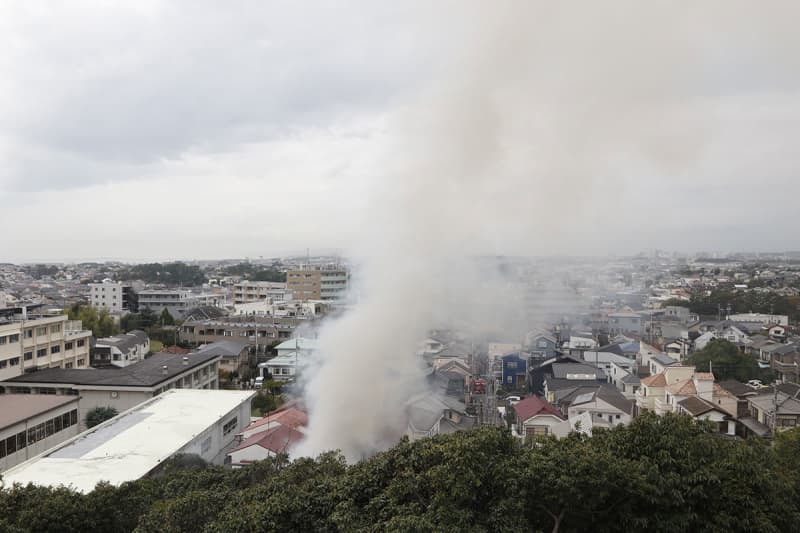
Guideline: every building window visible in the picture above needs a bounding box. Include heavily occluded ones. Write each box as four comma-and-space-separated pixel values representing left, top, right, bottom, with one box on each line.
65, 342, 73, 350
0, 360, 6, 369
9, 357, 19, 366
51, 345, 61, 354
8, 334, 19, 343
25, 329, 33, 339
37, 348, 47, 358
506, 362, 517, 369
24, 351, 33, 361
222, 417, 238, 436
77, 359, 85, 366
77, 339, 85, 348
50, 324, 62, 333
36, 327, 48, 336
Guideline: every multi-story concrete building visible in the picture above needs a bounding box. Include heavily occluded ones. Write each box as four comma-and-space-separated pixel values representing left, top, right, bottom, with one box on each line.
1, 351, 222, 430
286, 267, 348, 301
0, 394, 80, 472
179, 316, 306, 354
726, 313, 790, 327
2, 389, 254, 492
137, 289, 221, 319
232, 281, 288, 304
89, 280, 138, 314
0, 307, 92, 381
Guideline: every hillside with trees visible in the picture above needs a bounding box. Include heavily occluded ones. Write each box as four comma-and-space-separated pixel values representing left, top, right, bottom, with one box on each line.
116, 262, 206, 286
1, 413, 798, 532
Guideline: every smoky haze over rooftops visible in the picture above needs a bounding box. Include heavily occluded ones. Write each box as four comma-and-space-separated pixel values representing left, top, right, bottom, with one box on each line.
0, 1, 799, 261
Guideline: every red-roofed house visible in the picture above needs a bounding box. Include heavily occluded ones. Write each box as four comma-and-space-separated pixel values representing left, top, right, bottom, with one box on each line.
227, 424, 304, 467
512, 395, 564, 439
240, 406, 308, 439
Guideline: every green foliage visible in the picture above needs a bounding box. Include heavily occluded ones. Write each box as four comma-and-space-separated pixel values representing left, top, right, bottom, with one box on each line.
688, 338, 761, 381
686, 288, 799, 322
120, 309, 159, 332
85, 406, 119, 428
159, 308, 175, 326
26, 264, 60, 280
1, 415, 799, 532
117, 262, 206, 286
66, 303, 119, 337
218, 262, 286, 282
251, 390, 283, 416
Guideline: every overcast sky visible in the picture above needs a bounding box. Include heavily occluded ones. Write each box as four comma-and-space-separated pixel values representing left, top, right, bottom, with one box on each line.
1, 2, 799, 263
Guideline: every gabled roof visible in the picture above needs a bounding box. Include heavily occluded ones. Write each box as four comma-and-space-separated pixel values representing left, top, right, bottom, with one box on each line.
552, 363, 605, 380
95, 330, 149, 352
231, 424, 304, 455
652, 353, 679, 366
275, 337, 319, 351
195, 340, 249, 357
717, 379, 759, 397
243, 406, 308, 433
641, 373, 667, 387
565, 384, 633, 414
513, 396, 564, 422
666, 378, 696, 396
621, 374, 641, 385
679, 396, 728, 417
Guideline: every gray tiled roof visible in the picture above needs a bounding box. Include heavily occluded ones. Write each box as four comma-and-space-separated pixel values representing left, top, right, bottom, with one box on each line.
5, 352, 220, 388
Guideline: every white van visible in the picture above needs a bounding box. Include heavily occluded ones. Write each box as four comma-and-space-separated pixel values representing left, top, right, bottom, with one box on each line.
254, 376, 264, 389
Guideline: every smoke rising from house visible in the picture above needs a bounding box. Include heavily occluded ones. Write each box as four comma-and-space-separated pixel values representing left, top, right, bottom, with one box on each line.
296, 2, 800, 460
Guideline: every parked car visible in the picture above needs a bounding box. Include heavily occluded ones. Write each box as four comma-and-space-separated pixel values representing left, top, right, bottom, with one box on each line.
505, 395, 521, 404
747, 379, 763, 389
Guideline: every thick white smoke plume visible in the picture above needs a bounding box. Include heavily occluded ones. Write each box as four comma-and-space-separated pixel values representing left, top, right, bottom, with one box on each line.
297, 2, 800, 460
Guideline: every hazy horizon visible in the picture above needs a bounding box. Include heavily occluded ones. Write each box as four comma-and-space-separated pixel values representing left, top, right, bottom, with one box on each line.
2, 2, 800, 263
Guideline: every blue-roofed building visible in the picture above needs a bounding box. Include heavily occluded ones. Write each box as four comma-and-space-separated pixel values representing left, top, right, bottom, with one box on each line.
502, 352, 528, 390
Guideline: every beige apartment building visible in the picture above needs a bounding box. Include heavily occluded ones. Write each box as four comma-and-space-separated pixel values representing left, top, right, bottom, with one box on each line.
286, 268, 348, 301
232, 281, 288, 304
0, 308, 92, 382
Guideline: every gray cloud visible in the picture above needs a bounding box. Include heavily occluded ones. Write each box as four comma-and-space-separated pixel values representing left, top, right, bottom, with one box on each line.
0, 1, 799, 262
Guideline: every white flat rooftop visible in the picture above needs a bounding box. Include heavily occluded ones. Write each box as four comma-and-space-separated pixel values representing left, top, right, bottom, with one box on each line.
1, 389, 254, 493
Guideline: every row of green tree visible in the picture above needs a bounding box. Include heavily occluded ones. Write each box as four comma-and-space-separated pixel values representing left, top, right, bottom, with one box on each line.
216, 262, 286, 282
687, 338, 773, 382
65, 303, 119, 338
1, 414, 799, 532
663, 288, 800, 322
116, 262, 206, 286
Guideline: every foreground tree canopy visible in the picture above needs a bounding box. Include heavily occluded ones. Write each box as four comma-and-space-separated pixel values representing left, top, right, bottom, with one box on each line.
1, 413, 799, 533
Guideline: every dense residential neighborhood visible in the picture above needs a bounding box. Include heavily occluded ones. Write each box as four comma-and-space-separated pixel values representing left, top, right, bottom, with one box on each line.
3, 2, 800, 529
2, 253, 800, 481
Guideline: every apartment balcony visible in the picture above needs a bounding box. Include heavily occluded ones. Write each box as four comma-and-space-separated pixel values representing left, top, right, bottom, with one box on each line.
635, 391, 652, 411
654, 397, 674, 416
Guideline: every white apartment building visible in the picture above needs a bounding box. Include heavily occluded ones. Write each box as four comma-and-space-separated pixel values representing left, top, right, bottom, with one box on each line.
137, 289, 221, 318
726, 313, 789, 327
0, 308, 92, 382
89, 279, 137, 313
232, 281, 289, 304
